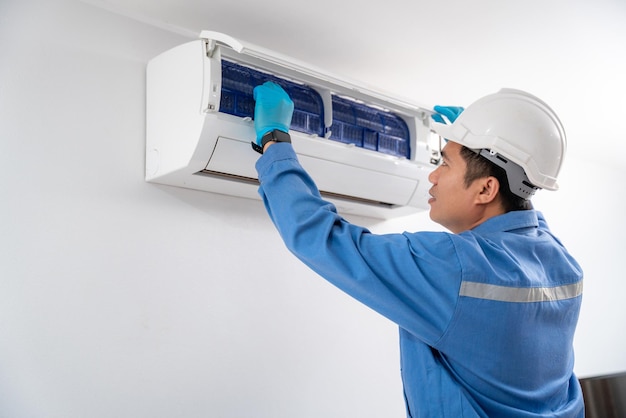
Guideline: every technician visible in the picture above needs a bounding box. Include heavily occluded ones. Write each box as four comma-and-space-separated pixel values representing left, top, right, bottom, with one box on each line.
251, 81, 584, 417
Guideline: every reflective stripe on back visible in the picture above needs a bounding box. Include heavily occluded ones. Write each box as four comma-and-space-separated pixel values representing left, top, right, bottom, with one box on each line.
459, 281, 583, 303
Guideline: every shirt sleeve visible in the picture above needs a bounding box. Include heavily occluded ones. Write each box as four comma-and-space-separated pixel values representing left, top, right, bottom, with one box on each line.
255, 143, 462, 345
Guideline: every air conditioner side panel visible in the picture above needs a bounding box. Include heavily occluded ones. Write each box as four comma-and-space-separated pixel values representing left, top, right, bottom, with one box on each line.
146, 40, 207, 181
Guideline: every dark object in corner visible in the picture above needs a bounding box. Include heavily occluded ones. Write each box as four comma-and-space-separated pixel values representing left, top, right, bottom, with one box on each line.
580, 371, 626, 418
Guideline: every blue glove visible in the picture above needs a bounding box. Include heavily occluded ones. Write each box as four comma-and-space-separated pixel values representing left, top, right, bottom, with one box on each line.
253, 81, 294, 144
431, 105, 464, 124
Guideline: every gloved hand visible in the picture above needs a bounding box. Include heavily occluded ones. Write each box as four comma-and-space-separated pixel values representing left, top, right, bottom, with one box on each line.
253, 81, 294, 144
431, 105, 464, 124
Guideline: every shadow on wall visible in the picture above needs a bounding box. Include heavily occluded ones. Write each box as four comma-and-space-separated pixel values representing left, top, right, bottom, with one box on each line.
150, 182, 387, 229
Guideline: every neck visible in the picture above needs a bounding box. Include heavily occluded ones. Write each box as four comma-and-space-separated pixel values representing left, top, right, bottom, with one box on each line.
451, 203, 506, 234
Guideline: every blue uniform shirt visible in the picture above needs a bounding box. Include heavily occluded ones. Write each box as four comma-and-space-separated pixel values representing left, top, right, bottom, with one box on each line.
256, 143, 584, 417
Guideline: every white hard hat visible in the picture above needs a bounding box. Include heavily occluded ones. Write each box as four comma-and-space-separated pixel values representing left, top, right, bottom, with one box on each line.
431, 88, 567, 199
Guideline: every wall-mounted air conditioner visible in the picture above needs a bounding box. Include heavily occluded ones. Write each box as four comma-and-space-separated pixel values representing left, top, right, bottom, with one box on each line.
146, 31, 440, 219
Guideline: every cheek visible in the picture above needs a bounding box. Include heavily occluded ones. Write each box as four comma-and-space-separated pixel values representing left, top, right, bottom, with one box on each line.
441, 176, 471, 206
440, 172, 464, 195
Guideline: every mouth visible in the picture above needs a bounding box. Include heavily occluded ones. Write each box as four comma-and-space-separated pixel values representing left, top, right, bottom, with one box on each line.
428, 189, 435, 204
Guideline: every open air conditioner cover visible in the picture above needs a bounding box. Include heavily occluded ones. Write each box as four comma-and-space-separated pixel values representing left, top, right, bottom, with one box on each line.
146, 30, 440, 219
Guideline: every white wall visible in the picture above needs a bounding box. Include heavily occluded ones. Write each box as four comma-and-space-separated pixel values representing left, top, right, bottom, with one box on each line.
0, 0, 624, 417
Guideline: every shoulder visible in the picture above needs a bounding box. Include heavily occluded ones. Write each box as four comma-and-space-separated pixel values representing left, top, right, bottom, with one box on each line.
400, 231, 465, 272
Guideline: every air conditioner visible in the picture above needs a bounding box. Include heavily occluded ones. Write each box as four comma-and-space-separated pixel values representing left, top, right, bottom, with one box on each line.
146, 30, 441, 219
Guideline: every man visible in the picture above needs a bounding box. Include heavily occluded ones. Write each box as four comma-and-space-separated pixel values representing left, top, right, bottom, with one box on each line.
251, 81, 584, 417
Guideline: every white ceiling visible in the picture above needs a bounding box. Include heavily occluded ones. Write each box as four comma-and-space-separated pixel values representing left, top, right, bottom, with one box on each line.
85, 0, 626, 168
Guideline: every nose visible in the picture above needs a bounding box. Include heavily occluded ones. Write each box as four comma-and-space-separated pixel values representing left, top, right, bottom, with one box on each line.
428, 165, 440, 185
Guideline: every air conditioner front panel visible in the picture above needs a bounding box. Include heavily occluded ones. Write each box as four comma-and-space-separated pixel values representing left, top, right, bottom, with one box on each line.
203, 133, 419, 206
205, 136, 258, 180
299, 155, 417, 206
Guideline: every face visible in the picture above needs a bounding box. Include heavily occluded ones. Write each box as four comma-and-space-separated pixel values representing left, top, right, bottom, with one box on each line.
428, 141, 483, 233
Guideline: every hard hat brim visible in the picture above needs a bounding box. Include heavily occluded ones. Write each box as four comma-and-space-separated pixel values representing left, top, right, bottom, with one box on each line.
431, 121, 461, 145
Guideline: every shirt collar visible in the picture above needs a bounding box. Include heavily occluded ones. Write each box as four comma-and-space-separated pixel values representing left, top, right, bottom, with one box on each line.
470, 210, 539, 234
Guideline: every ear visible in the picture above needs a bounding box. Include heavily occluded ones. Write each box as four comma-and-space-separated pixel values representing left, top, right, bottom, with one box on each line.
475, 176, 500, 205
